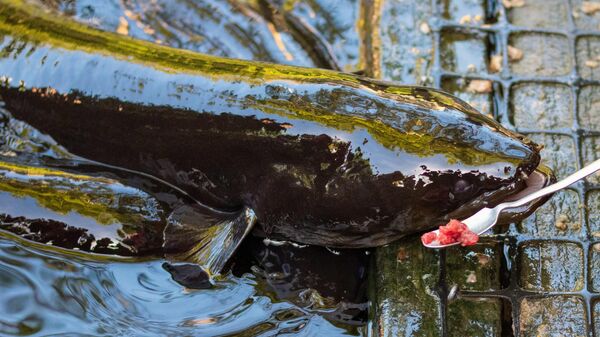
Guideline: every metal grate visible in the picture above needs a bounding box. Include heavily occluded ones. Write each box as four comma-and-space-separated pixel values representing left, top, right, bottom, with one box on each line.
372, 0, 600, 336
8, 0, 600, 335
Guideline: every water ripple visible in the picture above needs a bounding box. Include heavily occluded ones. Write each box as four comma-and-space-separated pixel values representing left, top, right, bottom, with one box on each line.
0, 238, 358, 336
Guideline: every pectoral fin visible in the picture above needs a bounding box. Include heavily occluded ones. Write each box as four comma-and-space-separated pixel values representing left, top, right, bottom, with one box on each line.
162, 204, 257, 275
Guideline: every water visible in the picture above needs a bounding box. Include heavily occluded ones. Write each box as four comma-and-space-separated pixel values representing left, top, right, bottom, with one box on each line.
0, 233, 361, 336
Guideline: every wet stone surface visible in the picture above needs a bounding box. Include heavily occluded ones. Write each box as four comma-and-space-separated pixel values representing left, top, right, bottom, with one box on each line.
447, 298, 502, 337
445, 242, 502, 292
441, 29, 490, 74
518, 189, 583, 238
440, 0, 488, 24
582, 137, 600, 184
528, 133, 578, 180
506, 0, 570, 29
370, 239, 441, 337
518, 241, 585, 292
509, 33, 572, 77
587, 190, 600, 234
510, 82, 573, 130
594, 300, 600, 336
379, 0, 434, 85
442, 77, 494, 116
519, 296, 587, 337
572, 0, 600, 30
589, 244, 600, 292
578, 85, 600, 131
576, 36, 600, 81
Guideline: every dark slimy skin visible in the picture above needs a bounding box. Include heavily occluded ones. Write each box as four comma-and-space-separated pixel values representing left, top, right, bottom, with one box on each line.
0, 1, 543, 249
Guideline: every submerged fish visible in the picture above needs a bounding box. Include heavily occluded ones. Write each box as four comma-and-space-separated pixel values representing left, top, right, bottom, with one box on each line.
0, 1, 553, 274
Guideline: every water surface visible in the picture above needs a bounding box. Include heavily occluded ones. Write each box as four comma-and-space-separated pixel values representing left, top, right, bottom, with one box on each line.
0, 233, 362, 336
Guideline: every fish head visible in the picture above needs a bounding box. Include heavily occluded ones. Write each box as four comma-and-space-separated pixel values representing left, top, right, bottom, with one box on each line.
372, 87, 553, 240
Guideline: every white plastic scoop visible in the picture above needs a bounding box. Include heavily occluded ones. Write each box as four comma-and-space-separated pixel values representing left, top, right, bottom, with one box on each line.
424, 158, 600, 249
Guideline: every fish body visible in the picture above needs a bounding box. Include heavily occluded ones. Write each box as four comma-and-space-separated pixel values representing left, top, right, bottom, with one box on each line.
0, 1, 546, 253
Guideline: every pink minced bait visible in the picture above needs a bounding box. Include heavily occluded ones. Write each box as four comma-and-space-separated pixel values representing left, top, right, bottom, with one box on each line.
421, 219, 479, 246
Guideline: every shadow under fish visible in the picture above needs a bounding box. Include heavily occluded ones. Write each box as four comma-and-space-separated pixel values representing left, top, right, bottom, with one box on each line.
0, 1, 555, 280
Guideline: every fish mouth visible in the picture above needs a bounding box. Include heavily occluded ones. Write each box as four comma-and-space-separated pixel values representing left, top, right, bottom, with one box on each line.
445, 164, 556, 225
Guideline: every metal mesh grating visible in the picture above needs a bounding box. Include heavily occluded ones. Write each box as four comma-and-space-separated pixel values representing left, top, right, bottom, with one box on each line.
2, 0, 598, 335
372, 0, 600, 336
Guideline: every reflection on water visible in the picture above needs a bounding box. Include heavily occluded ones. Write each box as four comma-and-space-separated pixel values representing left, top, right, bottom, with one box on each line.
0, 235, 360, 336
0, 191, 123, 238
